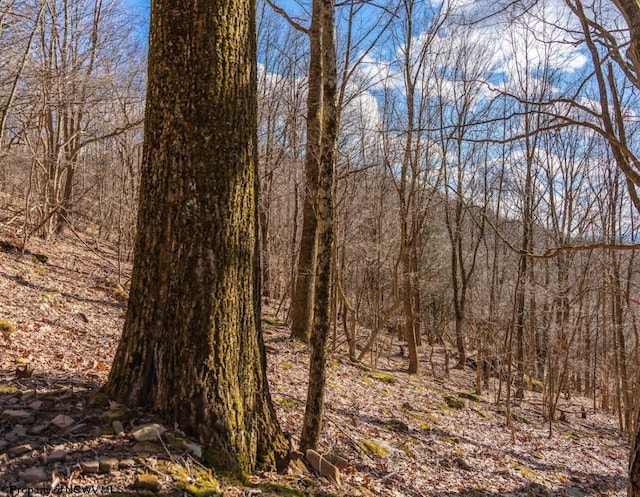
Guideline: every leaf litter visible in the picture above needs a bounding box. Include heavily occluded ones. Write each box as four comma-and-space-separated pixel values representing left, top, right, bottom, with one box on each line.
0, 230, 628, 496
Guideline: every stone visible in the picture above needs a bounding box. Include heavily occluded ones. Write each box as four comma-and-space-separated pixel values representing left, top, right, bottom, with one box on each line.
44, 449, 68, 463
80, 460, 100, 473
2, 409, 32, 423
132, 423, 167, 442
112, 420, 125, 437
306, 449, 341, 485
9, 443, 33, 456
29, 424, 48, 435
134, 474, 162, 491
50, 415, 75, 429
119, 458, 136, 468
184, 441, 202, 458
99, 457, 119, 473
132, 441, 162, 454
28, 401, 43, 411
66, 423, 87, 434
21, 467, 47, 483
6, 424, 27, 442
102, 408, 128, 423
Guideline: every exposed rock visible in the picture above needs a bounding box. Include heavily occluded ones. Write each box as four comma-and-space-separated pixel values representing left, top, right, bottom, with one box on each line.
112, 420, 125, 437
306, 449, 341, 485
132, 441, 162, 454
132, 423, 167, 442
184, 441, 202, 458
9, 443, 34, 456
29, 424, 48, 435
134, 474, 162, 492
325, 453, 350, 470
99, 457, 119, 473
2, 409, 32, 423
6, 424, 27, 442
66, 423, 87, 434
119, 458, 136, 468
21, 467, 47, 483
80, 460, 100, 473
44, 449, 68, 463
50, 414, 75, 429
102, 408, 128, 423
28, 401, 43, 410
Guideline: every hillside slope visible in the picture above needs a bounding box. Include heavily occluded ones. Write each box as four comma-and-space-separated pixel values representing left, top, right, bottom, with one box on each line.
0, 233, 628, 496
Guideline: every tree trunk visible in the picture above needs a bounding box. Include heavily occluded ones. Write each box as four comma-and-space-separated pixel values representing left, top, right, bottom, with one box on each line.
300, 0, 338, 451
104, 0, 287, 473
289, 2, 323, 343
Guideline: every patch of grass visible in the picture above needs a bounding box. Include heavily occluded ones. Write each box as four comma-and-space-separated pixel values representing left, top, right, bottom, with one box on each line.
368, 372, 397, 384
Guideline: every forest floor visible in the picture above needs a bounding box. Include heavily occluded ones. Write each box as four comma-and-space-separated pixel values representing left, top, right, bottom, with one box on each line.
0, 224, 629, 496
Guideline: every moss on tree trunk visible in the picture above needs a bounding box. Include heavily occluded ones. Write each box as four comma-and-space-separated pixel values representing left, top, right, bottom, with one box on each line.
104, 0, 287, 474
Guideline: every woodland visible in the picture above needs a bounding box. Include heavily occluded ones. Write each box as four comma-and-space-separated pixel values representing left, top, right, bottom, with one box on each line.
0, 0, 639, 495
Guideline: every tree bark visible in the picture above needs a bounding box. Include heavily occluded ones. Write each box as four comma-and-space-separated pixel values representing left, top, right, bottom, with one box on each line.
104, 0, 287, 473
300, 0, 338, 452
289, 1, 323, 343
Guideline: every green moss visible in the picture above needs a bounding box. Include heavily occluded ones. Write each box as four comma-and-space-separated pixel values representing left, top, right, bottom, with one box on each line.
510, 460, 536, 478
471, 407, 488, 418
261, 316, 284, 327
359, 438, 390, 457
280, 361, 292, 370
167, 461, 221, 496
458, 391, 480, 402
368, 372, 397, 384
561, 431, 580, 441
444, 395, 465, 409
0, 318, 16, 334
276, 397, 300, 409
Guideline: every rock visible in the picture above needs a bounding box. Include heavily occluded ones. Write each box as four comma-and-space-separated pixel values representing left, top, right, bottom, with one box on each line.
99, 457, 119, 473
184, 441, 202, 458
132, 441, 162, 454
325, 453, 350, 470
132, 423, 167, 442
306, 449, 341, 485
80, 460, 100, 473
44, 449, 68, 463
66, 423, 87, 434
21, 467, 47, 483
2, 409, 32, 423
112, 420, 125, 437
28, 401, 43, 411
134, 474, 162, 491
102, 408, 128, 423
6, 424, 27, 442
119, 458, 136, 468
29, 424, 48, 435
21, 391, 36, 402
9, 443, 34, 456
50, 414, 75, 429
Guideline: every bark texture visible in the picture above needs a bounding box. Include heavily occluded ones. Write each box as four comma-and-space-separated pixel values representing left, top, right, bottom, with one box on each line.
300, 0, 338, 452
105, 0, 287, 473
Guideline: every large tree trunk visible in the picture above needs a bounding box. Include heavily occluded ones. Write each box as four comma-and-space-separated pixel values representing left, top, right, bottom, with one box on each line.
104, 0, 287, 474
